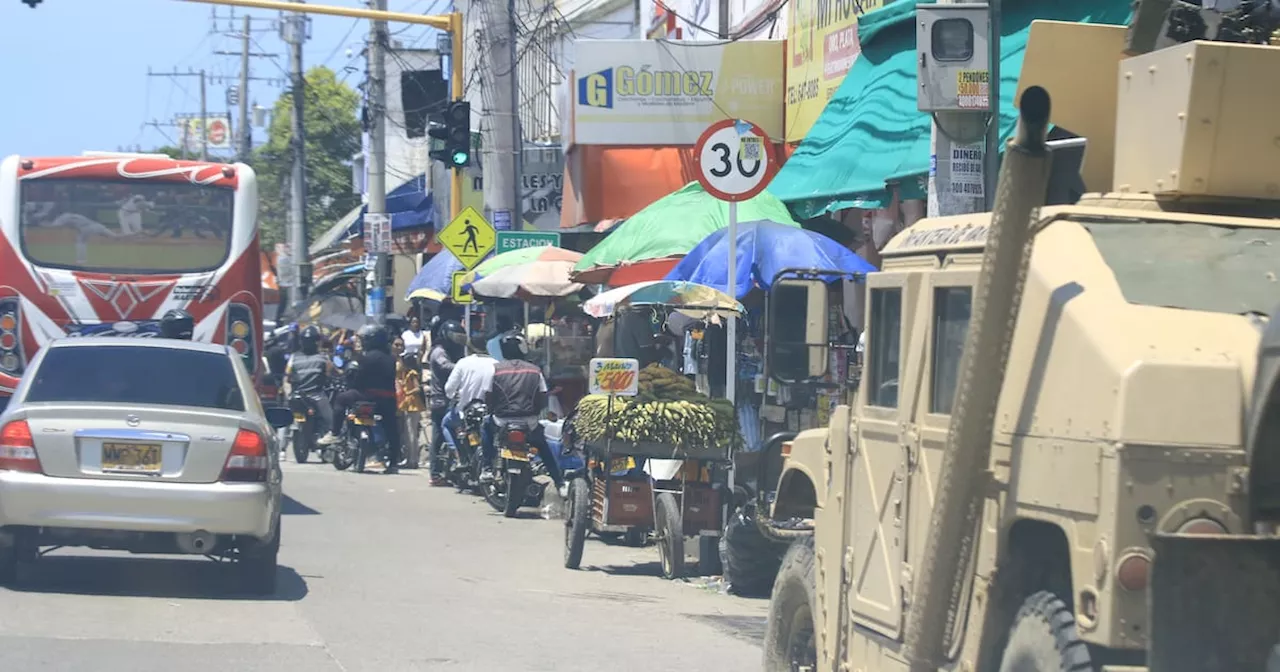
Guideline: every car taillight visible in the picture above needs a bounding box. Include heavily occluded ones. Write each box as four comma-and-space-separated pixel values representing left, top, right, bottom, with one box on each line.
221, 428, 268, 482
0, 420, 41, 473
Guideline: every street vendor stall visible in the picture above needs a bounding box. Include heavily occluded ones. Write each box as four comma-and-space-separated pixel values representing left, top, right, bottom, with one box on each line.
563, 281, 743, 579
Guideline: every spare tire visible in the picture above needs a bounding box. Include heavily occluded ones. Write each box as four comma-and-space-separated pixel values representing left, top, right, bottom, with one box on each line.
720, 501, 787, 597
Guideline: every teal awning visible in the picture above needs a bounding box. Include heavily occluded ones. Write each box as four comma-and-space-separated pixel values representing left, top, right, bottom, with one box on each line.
771, 0, 1132, 218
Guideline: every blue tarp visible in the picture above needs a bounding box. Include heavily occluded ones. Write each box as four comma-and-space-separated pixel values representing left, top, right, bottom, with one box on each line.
769, 0, 1133, 218
352, 173, 436, 237
664, 220, 876, 299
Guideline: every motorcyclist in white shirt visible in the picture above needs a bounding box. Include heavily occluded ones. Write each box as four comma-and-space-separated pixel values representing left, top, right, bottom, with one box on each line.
442, 334, 497, 449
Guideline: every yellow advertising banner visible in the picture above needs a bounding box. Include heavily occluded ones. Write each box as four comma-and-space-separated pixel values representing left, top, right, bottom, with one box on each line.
785, 0, 885, 142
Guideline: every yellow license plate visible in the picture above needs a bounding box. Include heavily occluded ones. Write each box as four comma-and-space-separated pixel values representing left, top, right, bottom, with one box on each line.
351, 416, 376, 426
293, 412, 306, 422
609, 456, 636, 473
468, 435, 480, 447
500, 448, 529, 461
102, 442, 162, 473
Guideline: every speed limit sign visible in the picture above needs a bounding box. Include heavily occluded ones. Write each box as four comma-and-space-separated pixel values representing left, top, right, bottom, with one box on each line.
694, 119, 777, 202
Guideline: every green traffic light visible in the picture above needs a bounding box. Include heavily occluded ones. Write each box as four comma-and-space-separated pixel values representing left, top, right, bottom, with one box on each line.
452, 151, 468, 166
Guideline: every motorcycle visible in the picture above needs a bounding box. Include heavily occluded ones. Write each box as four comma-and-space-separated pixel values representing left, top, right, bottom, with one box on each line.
287, 392, 320, 464
332, 401, 387, 473
442, 399, 488, 493
483, 421, 549, 518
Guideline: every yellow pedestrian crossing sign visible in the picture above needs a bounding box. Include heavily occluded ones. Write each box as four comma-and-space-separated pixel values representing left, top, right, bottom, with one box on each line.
438, 206, 495, 269
451, 271, 473, 304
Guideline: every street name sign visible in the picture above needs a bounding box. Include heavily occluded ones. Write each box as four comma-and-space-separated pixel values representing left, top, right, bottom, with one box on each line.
496, 231, 560, 253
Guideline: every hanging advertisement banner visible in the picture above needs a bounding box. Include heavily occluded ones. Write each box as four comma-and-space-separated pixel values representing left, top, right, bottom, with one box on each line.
572, 39, 784, 145
176, 115, 234, 152
784, 0, 885, 142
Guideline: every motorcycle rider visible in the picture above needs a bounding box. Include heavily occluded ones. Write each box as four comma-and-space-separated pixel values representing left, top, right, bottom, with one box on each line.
443, 334, 497, 454
284, 326, 339, 446
426, 320, 466, 485
324, 323, 402, 474
159, 308, 194, 340
482, 331, 563, 490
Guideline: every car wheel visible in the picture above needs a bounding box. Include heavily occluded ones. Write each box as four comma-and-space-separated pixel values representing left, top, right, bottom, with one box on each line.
0, 544, 17, 586
763, 537, 817, 672
239, 522, 281, 596
997, 590, 1095, 672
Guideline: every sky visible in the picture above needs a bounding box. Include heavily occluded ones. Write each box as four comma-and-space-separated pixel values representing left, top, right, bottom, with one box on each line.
0, 0, 450, 157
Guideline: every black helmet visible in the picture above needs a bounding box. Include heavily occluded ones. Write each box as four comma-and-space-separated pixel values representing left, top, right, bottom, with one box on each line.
439, 320, 466, 347
160, 308, 194, 340
357, 323, 389, 352
299, 325, 321, 354
499, 330, 529, 361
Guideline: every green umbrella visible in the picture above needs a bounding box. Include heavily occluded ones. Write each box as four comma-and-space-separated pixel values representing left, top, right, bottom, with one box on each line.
571, 182, 800, 285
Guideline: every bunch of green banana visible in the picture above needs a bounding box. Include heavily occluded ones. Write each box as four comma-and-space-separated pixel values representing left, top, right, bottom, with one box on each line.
573, 394, 632, 442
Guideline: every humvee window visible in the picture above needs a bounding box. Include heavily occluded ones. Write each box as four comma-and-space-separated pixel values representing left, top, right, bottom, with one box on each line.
1083, 220, 1280, 316
867, 288, 903, 408
930, 286, 973, 414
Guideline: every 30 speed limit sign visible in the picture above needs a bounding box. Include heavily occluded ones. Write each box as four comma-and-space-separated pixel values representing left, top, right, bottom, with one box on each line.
694, 119, 777, 202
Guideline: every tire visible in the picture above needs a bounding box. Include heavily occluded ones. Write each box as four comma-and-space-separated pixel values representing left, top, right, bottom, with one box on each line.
563, 477, 590, 569
503, 466, 524, 518
0, 544, 17, 586
997, 591, 1095, 672
292, 427, 311, 464
355, 436, 369, 474
332, 444, 353, 471
239, 522, 280, 596
763, 537, 817, 672
720, 502, 787, 597
699, 534, 722, 576
655, 492, 685, 580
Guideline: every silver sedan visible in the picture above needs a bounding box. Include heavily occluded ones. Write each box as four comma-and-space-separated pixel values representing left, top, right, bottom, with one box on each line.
0, 337, 292, 594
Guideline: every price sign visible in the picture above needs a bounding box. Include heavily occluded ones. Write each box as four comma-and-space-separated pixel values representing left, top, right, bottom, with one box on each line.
588, 358, 640, 397
693, 118, 777, 202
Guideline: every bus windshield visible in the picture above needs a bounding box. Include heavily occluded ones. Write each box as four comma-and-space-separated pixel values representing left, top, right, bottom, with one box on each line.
19, 178, 233, 274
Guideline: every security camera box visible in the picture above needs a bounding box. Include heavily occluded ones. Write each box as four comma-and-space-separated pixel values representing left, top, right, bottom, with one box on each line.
1114, 40, 1280, 199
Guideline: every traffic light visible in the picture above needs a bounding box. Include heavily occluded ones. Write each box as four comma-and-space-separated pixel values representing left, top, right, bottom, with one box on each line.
21, 0, 43, 7
428, 101, 471, 169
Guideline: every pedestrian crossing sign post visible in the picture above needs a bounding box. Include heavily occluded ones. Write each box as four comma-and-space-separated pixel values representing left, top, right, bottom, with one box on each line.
438, 206, 495, 269
450, 271, 473, 304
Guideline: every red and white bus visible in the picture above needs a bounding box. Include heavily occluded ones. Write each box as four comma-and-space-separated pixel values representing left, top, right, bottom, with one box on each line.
0, 152, 264, 399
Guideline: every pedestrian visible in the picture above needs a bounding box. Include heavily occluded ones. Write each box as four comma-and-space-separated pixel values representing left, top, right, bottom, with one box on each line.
401, 315, 427, 361
397, 350, 426, 469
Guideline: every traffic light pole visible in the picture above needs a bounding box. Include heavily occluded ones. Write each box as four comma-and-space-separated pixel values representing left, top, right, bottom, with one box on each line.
449, 11, 463, 222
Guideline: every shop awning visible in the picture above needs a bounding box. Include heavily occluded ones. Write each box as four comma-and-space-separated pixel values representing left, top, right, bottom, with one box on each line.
309, 173, 436, 255
769, 0, 1132, 218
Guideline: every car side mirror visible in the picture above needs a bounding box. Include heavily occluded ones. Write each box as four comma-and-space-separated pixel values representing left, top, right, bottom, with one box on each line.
767, 278, 831, 384
264, 406, 294, 429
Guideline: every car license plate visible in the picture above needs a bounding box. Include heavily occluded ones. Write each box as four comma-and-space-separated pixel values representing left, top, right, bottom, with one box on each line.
501, 448, 529, 461
102, 442, 162, 473
610, 456, 636, 473
293, 412, 307, 422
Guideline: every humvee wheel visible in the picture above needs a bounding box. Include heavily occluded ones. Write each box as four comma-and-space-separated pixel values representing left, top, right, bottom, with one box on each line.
763, 537, 817, 672
998, 590, 1095, 672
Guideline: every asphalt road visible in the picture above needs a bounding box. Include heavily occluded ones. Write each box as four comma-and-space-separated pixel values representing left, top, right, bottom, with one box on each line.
0, 460, 768, 671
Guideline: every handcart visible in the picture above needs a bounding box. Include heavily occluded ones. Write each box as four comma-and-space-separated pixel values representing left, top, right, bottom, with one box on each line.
563, 434, 729, 579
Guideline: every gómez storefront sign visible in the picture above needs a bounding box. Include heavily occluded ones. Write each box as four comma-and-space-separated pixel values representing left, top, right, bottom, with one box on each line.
572, 40, 783, 145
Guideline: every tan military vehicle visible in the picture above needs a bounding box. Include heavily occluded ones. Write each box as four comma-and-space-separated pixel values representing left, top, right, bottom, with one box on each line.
760, 18, 1280, 672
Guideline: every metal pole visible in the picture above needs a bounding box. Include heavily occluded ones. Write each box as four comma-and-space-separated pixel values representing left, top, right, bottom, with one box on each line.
199, 69, 209, 161
368, 0, 389, 320
480, 0, 517, 231
717, 0, 729, 38
725, 200, 737, 407
984, 0, 1002, 211
508, 0, 524, 232
181, 120, 190, 160
239, 14, 252, 162
449, 11, 464, 221
288, 4, 309, 311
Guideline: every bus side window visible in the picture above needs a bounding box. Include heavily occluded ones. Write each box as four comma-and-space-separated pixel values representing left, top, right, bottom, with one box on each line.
867, 287, 903, 408
929, 286, 973, 415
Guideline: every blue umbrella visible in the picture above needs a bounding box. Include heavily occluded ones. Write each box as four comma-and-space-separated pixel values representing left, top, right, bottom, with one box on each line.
664, 220, 876, 299
403, 251, 466, 302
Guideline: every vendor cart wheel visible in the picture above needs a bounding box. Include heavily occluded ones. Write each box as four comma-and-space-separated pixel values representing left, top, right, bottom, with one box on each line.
655, 492, 685, 580
564, 478, 590, 570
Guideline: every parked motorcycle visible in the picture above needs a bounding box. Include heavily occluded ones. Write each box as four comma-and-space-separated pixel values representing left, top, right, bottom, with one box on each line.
442, 400, 488, 493
333, 401, 387, 473
287, 392, 319, 464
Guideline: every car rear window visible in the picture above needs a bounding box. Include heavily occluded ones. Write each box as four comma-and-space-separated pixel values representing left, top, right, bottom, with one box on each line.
24, 345, 245, 411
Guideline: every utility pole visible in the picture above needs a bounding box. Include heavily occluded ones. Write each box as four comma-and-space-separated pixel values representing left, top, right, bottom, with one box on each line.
212, 11, 283, 161
148, 68, 213, 159
239, 16, 251, 160
718, 0, 729, 38
367, 0, 390, 319
480, 0, 520, 232
282, 2, 310, 311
